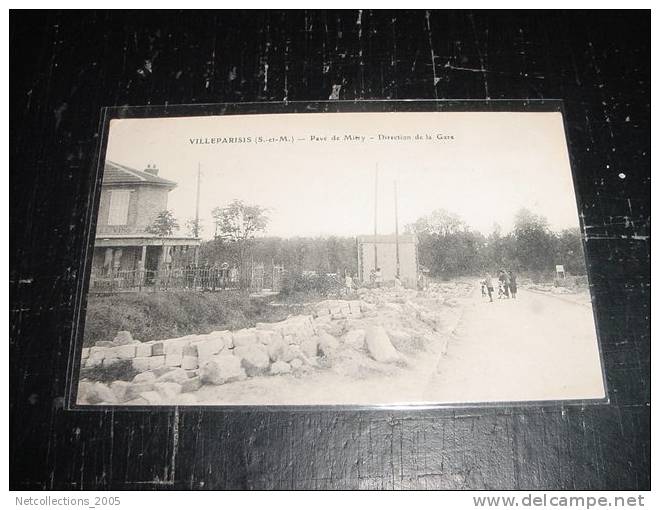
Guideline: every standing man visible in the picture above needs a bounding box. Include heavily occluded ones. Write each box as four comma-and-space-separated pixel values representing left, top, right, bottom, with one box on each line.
484, 273, 494, 302
509, 270, 518, 299
344, 271, 354, 295
375, 267, 383, 288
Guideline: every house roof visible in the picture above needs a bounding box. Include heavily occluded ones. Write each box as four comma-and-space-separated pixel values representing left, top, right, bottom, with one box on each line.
103, 160, 177, 188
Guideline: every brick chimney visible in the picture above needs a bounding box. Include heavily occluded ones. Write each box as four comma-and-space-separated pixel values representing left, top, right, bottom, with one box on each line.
144, 164, 159, 176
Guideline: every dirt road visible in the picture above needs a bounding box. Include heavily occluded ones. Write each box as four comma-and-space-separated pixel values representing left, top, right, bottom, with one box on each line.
423, 286, 606, 403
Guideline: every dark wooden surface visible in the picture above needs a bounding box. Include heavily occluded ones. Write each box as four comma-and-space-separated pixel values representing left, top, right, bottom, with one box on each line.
10, 11, 650, 490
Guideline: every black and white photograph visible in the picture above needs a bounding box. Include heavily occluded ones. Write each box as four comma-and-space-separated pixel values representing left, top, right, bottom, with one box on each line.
75, 109, 606, 406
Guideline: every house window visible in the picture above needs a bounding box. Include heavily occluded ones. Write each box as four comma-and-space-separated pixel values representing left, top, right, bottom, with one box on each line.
107, 190, 131, 225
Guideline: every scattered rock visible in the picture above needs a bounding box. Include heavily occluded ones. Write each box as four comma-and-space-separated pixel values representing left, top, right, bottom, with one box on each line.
195, 337, 225, 365
123, 397, 149, 405
175, 393, 198, 405
181, 376, 202, 393
154, 382, 182, 400
110, 381, 131, 402
125, 382, 155, 401
270, 360, 292, 375
113, 331, 134, 345
152, 366, 173, 378
266, 335, 286, 362
133, 371, 157, 384
82, 382, 117, 404
365, 326, 401, 363
318, 331, 339, 357
139, 391, 163, 405
157, 367, 189, 384
233, 329, 258, 347
135, 342, 153, 357
343, 329, 366, 350
200, 354, 246, 385
300, 336, 319, 358
387, 329, 424, 353
235, 344, 271, 376
290, 358, 303, 370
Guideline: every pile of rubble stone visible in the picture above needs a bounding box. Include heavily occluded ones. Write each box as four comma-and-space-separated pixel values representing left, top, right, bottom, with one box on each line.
77, 285, 468, 406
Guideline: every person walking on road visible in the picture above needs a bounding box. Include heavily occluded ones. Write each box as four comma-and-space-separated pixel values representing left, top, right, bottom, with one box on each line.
498, 269, 511, 298
509, 270, 518, 299
484, 274, 494, 302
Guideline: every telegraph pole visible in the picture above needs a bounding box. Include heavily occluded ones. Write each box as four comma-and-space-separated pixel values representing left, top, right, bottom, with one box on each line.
394, 180, 400, 278
195, 163, 201, 237
193, 163, 201, 268
374, 166, 379, 271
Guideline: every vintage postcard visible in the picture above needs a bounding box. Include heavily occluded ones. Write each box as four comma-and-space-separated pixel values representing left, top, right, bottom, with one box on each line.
74, 108, 607, 406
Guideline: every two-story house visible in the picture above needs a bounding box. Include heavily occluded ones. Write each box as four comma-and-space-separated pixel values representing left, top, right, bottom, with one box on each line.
91, 160, 200, 279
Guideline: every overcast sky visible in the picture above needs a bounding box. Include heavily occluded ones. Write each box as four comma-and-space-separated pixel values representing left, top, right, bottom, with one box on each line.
105, 111, 581, 240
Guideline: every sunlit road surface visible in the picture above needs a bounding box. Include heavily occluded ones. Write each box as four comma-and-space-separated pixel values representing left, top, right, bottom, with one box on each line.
423, 287, 606, 404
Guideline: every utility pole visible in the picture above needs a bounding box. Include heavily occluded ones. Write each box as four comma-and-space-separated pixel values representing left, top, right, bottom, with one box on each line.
374, 166, 379, 271
193, 163, 201, 268
394, 180, 400, 279
195, 163, 201, 237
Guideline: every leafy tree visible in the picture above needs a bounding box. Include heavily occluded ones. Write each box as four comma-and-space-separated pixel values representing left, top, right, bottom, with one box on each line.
146, 210, 179, 270
146, 210, 179, 238
511, 208, 556, 273
211, 200, 269, 288
405, 208, 467, 236
556, 228, 587, 275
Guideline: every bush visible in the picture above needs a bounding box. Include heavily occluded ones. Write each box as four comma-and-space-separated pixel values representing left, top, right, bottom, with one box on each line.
279, 272, 342, 299
82, 291, 290, 346
79, 360, 138, 383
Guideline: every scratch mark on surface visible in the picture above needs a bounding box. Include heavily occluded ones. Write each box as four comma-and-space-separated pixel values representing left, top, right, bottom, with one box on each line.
425, 11, 439, 97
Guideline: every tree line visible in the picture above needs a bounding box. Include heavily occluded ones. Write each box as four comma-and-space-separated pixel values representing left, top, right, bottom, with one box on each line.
405, 208, 586, 278
148, 201, 587, 281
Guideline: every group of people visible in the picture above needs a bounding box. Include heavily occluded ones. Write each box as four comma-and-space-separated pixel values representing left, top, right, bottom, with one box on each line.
481, 269, 518, 302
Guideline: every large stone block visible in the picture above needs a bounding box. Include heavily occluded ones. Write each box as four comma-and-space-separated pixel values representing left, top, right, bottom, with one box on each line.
151, 342, 164, 356
125, 382, 155, 401
79, 381, 117, 405
133, 371, 157, 384
235, 344, 270, 377
113, 331, 134, 345
181, 376, 202, 393
207, 330, 234, 350
200, 354, 245, 385
165, 352, 182, 367
194, 338, 225, 365
181, 355, 198, 370
157, 367, 189, 384
135, 342, 153, 358
344, 329, 366, 350
270, 361, 292, 375
139, 391, 163, 405
365, 326, 401, 363
154, 381, 182, 400
110, 381, 131, 402
111, 344, 137, 359
318, 331, 339, 357
232, 328, 258, 347
300, 336, 319, 358
148, 355, 166, 369
132, 357, 151, 372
